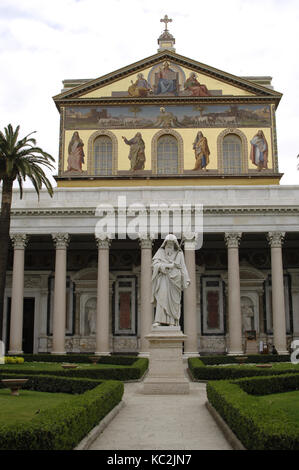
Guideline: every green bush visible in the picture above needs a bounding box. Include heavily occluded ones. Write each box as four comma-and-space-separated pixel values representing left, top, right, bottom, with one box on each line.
21, 354, 137, 366
188, 357, 299, 381
0, 358, 148, 382
235, 373, 299, 396
0, 376, 124, 450
4, 357, 24, 364
0, 373, 103, 394
207, 375, 299, 450
199, 354, 290, 365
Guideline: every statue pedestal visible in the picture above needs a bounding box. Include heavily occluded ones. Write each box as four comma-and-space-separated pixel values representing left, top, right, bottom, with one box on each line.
142, 326, 190, 395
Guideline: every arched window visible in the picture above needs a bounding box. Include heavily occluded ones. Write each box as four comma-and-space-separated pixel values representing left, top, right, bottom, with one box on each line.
94, 135, 113, 175
87, 130, 118, 176
157, 134, 178, 174
222, 134, 242, 174
217, 129, 248, 174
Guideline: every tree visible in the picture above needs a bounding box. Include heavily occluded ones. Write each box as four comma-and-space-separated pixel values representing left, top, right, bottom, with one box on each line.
0, 124, 55, 340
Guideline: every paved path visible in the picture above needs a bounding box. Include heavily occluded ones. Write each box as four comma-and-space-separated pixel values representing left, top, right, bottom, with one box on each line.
89, 379, 232, 450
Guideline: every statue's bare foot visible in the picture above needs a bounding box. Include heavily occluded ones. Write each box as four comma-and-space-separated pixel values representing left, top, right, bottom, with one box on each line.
152, 322, 161, 327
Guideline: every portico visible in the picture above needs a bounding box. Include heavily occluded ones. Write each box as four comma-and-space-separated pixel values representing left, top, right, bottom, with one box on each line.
2, 185, 298, 356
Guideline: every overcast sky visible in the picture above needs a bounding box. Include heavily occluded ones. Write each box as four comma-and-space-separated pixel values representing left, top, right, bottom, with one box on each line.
0, 0, 298, 187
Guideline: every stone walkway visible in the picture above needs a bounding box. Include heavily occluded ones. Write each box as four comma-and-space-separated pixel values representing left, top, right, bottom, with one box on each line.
88, 379, 232, 450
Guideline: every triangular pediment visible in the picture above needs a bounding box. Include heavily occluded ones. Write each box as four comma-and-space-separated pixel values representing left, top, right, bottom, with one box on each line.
53, 50, 282, 108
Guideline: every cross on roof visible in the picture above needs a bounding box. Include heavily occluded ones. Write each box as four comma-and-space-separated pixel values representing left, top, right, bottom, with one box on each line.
160, 14, 172, 31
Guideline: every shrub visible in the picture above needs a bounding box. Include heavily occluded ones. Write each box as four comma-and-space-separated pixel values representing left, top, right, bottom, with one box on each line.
0, 358, 148, 382
0, 376, 124, 450
235, 373, 299, 396
4, 357, 24, 364
207, 375, 299, 450
200, 354, 290, 366
188, 357, 299, 381
21, 354, 137, 365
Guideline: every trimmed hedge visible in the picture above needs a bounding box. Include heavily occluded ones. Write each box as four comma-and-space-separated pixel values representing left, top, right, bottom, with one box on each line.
0, 375, 124, 450
207, 375, 299, 450
199, 354, 290, 365
21, 354, 137, 365
188, 357, 299, 381
235, 373, 299, 396
0, 358, 148, 382
0, 373, 103, 394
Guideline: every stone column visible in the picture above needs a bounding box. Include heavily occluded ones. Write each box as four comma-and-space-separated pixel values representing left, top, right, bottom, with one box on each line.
225, 232, 243, 355
267, 232, 288, 354
139, 235, 153, 357
95, 236, 111, 356
8, 234, 28, 355
51, 233, 69, 355
183, 235, 199, 357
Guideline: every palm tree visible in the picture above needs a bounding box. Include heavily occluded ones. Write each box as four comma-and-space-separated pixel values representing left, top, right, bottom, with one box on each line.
0, 124, 55, 340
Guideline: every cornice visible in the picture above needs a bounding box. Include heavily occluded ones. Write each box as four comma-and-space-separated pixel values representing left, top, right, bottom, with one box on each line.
10, 205, 299, 217
54, 95, 280, 111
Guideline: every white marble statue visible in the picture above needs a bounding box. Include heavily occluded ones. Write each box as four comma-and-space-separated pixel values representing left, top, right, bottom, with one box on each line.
151, 234, 190, 327
241, 298, 254, 332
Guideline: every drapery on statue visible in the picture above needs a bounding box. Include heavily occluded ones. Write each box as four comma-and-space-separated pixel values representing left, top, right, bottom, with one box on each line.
67, 131, 85, 172
192, 131, 210, 171
122, 133, 146, 170
151, 234, 190, 327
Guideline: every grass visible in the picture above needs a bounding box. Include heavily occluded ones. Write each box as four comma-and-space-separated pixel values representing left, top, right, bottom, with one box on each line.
0, 388, 74, 425
256, 390, 299, 427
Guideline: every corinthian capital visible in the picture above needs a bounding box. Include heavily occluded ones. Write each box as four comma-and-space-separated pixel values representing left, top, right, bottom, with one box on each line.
95, 234, 112, 250
10, 233, 28, 249
224, 232, 242, 248
52, 233, 70, 249
138, 233, 153, 250
267, 231, 285, 248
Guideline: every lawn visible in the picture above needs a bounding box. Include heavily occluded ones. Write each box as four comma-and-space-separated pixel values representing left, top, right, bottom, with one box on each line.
256, 390, 299, 428
0, 388, 74, 425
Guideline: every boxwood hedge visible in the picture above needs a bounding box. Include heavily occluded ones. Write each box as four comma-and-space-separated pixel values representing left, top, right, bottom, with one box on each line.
188, 357, 299, 381
0, 358, 148, 382
0, 375, 124, 450
207, 374, 299, 450
21, 354, 137, 365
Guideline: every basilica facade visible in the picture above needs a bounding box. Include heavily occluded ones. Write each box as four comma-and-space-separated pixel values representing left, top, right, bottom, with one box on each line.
3, 22, 299, 357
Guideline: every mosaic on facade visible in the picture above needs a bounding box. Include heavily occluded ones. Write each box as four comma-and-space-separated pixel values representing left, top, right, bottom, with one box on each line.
65, 104, 271, 130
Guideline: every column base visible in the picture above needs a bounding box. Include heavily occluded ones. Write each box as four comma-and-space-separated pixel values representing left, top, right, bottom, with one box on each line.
227, 351, 244, 356
51, 351, 66, 355
183, 352, 200, 359
277, 350, 289, 355
95, 352, 111, 356
138, 352, 150, 358
8, 350, 23, 356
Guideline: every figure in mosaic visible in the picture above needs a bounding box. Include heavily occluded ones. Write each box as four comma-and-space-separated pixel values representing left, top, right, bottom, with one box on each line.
156, 61, 178, 95
122, 132, 146, 170
152, 234, 190, 327
67, 131, 85, 172
250, 130, 268, 171
192, 131, 210, 170
184, 72, 210, 97
128, 73, 152, 97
